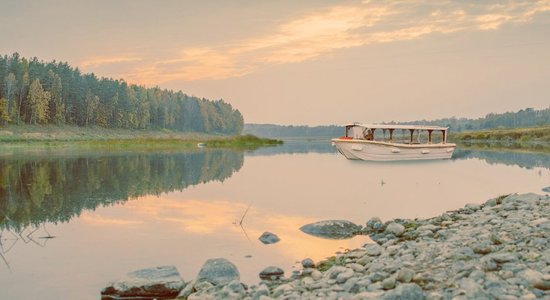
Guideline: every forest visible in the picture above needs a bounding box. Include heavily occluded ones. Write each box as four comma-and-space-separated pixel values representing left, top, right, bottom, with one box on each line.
0, 53, 243, 134
402, 107, 550, 131
244, 107, 550, 138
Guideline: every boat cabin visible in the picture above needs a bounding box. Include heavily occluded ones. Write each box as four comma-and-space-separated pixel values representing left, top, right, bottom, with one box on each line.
343, 123, 449, 145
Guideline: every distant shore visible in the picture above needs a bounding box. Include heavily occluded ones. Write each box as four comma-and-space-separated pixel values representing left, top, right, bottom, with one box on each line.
449, 126, 550, 152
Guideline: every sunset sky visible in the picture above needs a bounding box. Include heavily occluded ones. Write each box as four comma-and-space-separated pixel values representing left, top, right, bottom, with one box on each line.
2, 0, 549, 125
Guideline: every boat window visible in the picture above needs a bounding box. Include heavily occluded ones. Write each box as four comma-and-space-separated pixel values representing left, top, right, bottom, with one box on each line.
416, 130, 428, 144
350, 126, 365, 139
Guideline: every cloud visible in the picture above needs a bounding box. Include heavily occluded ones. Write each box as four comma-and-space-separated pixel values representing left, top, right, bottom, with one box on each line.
79, 0, 550, 83
79, 55, 142, 68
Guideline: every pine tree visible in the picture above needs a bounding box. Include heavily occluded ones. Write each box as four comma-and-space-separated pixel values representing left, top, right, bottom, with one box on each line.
3, 73, 17, 123
28, 79, 50, 124
0, 98, 10, 125
47, 70, 65, 125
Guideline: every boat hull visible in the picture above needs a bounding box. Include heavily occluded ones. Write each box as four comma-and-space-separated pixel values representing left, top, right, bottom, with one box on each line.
332, 139, 456, 161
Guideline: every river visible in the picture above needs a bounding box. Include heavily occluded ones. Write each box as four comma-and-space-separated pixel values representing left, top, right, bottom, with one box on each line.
0, 139, 549, 299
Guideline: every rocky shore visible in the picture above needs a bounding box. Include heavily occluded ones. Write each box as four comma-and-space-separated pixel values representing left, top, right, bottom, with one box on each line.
102, 193, 550, 299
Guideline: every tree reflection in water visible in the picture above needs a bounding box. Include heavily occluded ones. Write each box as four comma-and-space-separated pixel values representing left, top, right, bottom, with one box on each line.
0, 149, 245, 269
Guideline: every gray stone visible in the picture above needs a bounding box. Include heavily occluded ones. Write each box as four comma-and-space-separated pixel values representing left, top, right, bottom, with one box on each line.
468, 270, 485, 281
485, 198, 498, 207
369, 272, 388, 283
301, 258, 315, 268
491, 252, 518, 263
259, 266, 284, 280
385, 223, 405, 237
336, 268, 355, 284
364, 243, 383, 256
381, 277, 396, 290
366, 217, 386, 232
311, 270, 322, 281
177, 279, 195, 299
352, 291, 385, 299
450, 247, 475, 260
542, 186, 550, 193
481, 258, 498, 272
252, 284, 270, 300
464, 203, 481, 211
193, 280, 214, 292
382, 283, 424, 300
502, 193, 541, 204
472, 241, 492, 255
196, 258, 240, 286
458, 278, 488, 299
300, 220, 362, 239
417, 224, 438, 233
518, 269, 550, 290
222, 279, 246, 296
396, 267, 414, 283
102, 265, 185, 299
258, 232, 280, 244
272, 283, 292, 298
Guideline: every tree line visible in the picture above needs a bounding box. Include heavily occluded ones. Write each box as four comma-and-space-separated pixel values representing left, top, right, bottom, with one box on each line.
403, 107, 550, 132
244, 107, 550, 138
0, 53, 243, 134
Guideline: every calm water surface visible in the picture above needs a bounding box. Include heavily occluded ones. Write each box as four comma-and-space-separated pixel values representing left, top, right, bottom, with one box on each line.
1, 140, 549, 299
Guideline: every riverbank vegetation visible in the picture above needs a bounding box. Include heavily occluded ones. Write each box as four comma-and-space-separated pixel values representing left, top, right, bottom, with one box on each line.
449, 126, 550, 152
0, 53, 243, 134
0, 124, 281, 150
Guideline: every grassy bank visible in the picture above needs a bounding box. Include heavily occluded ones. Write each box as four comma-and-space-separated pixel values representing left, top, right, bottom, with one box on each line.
449, 126, 550, 152
0, 125, 282, 150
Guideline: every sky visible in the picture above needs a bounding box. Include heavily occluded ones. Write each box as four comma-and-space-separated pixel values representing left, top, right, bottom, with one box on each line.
1, 0, 549, 125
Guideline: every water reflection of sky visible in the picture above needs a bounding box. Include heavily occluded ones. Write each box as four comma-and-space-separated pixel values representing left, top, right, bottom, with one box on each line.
1, 144, 549, 300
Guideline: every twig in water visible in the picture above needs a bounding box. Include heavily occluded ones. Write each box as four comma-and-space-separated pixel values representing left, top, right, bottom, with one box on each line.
239, 204, 252, 226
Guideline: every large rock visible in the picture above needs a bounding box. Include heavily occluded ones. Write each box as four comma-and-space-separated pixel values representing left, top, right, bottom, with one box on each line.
543, 186, 550, 193
101, 265, 185, 299
300, 220, 362, 239
196, 258, 240, 286
258, 231, 280, 244
259, 266, 285, 280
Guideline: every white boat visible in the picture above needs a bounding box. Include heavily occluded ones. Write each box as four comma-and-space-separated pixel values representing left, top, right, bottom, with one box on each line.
331, 123, 456, 161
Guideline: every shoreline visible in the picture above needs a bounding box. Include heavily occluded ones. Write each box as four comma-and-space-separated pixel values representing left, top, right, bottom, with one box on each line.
0, 125, 282, 150
102, 193, 550, 299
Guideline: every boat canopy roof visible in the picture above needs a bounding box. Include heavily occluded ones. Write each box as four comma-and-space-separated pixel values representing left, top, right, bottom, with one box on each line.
345, 123, 449, 131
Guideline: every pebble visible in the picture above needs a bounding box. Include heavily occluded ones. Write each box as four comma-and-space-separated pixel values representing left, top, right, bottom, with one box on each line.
396, 267, 414, 283
126, 193, 550, 299
364, 243, 383, 256
385, 222, 405, 237
301, 258, 315, 268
